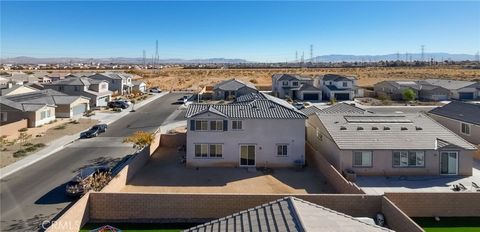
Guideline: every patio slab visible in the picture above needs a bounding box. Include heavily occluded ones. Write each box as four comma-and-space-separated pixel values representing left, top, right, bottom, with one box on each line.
122, 147, 334, 194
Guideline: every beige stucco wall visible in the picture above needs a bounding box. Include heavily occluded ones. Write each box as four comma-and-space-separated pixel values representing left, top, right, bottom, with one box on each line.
429, 113, 480, 145
33, 106, 56, 127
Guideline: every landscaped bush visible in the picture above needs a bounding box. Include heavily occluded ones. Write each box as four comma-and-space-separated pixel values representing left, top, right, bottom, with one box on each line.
34, 143, 46, 148
13, 149, 27, 157
22, 143, 34, 147
70, 120, 80, 124
18, 128, 28, 132
24, 146, 37, 152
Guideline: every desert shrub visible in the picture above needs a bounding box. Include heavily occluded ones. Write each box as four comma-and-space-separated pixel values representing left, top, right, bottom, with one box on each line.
54, 125, 66, 130
18, 132, 32, 145
23, 142, 34, 147
123, 131, 155, 150
81, 172, 112, 192
25, 146, 37, 152
18, 128, 28, 132
250, 79, 258, 84
13, 149, 27, 157
34, 143, 46, 148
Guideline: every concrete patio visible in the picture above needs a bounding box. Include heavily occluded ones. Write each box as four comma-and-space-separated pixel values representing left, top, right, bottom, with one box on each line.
356, 159, 480, 195
122, 147, 334, 194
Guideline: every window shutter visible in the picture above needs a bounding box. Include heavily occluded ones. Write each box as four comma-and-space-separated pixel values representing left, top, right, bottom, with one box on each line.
190, 120, 195, 131
223, 120, 228, 131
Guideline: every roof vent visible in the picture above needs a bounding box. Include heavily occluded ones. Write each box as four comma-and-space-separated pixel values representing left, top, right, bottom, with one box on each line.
401, 127, 408, 131
383, 126, 390, 130
334, 121, 339, 124
357, 127, 364, 131
340, 126, 347, 130
269, 105, 275, 109
251, 105, 257, 109
372, 127, 378, 130
415, 126, 423, 131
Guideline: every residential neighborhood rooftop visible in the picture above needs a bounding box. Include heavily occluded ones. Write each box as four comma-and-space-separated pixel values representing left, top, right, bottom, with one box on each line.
213, 78, 257, 91
273, 74, 312, 81
429, 101, 480, 126
314, 112, 477, 150
302, 103, 368, 116
186, 92, 306, 119
421, 79, 478, 90
316, 74, 356, 81
185, 197, 391, 232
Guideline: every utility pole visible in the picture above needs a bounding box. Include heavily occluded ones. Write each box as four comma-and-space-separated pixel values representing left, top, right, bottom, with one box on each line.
154, 40, 159, 72
421, 45, 425, 61
143, 50, 146, 69
295, 51, 298, 63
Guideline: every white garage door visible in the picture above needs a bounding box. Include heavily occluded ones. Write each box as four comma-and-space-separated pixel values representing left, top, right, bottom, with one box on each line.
72, 103, 87, 116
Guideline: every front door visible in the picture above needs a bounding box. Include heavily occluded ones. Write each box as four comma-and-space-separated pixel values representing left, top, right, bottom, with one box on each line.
440, 151, 458, 175
240, 145, 255, 166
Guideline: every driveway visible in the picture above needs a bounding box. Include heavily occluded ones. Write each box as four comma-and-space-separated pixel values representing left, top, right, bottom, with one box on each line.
0, 93, 186, 232
123, 147, 334, 194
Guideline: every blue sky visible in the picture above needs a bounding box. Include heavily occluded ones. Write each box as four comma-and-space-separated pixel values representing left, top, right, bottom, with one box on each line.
1, 1, 479, 62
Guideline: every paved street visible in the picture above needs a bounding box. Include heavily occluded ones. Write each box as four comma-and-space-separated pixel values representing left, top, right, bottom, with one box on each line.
0, 93, 185, 232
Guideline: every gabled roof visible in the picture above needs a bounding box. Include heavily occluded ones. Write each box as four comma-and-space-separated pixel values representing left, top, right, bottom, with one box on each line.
213, 79, 257, 91
89, 72, 133, 80
429, 101, 480, 126
314, 113, 476, 150
317, 74, 356, 82
45, 76, 107, 86
273, 74, 312, 82
186, 92, 306, 119
185, 197, 391, 232
0, 84, 37, 96
422, 79, 477, 90
291, 83, 322, 92
376, 80, 422, 90
132, 80, 146, 85
3, 89, 89, 106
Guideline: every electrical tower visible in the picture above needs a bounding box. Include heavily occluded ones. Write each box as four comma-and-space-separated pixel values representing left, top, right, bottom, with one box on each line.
475, 51, 480, 63
143, 50, 146, 69
154, 40, 159, 70
421, 45, 425, 61
295, 51, 298, 63
301, 51, 305, 64
310, 44, 314, 63
396, 52, 400, 61
405, 52, 408, 62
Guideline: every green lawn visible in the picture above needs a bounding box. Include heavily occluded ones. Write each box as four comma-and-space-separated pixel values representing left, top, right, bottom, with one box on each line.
413, 217, 480, 232
80, 223, 198, 232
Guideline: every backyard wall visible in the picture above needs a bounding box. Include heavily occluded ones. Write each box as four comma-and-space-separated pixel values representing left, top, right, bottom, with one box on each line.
0, 119, 28, 139
46, 192, 91, 232
381, 196, 424, 232
306, 143, 364, 194
385, 192, 480, 217
88, 193, 382, 223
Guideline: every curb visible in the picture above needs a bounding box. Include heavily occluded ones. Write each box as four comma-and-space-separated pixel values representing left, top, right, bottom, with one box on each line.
0, 92, 169, 180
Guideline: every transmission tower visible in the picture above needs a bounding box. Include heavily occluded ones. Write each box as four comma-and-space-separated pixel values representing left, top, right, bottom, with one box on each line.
405, 52, 409, 62
153, 40, 159, 71
310, 44, 314, 63
421, 45, 425, 61
475, 51, 480, 63
295, 51, 298, 63
301, 51, 305, 64
143, 50, 146, 69
396, 52, 400, 61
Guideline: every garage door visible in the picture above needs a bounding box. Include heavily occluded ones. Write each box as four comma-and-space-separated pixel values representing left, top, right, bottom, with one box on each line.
72, 103, 87, 116
334, 93, 350, 101
459, 92, 474, 100
97, 96, 109, 106
303, 93, 319, 101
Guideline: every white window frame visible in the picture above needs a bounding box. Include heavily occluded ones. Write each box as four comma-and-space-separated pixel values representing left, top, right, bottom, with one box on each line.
194, 144, 209, 157
277, 144, 288, 156
393, 151, 425, 167
460, 123, 470, 135
209, 144, 223, 158
210, 120, 223, 131
194, 120, 208, 131
353, 151, 372, 167
232, 120, 243, 130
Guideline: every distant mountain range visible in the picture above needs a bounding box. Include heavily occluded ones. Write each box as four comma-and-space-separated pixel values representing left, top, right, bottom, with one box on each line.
1, 53, 477, 64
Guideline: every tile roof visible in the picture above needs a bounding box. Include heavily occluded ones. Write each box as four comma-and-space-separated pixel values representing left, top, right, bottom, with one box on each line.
422, 79, 477, 90
291, 83, 322, 92
45, 76, 107, 86
317, 74, 356, 82
186, 92, 306, 119
213, 78, 257, 91
315, 113, 476, 150
89, 72, 133, 80
3, 89, 88, 106
273, 74, 312, 82
429, 101, 480, 126
0, 85, 36, 96
185, 197, 391, 232
302, 103, 369, 116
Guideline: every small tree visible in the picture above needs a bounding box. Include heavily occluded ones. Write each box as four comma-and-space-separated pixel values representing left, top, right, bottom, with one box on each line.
123, 131, 155, 150
17, 132, 32, 145
329, 97, 337, 105
402, 89, 416, 102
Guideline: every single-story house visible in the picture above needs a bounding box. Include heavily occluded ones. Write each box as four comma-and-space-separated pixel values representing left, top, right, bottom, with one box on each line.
186, 197, 392, 232
186, 92, 307, 168
307, 112, 476, 176
429, 101, 480, 145
421, 79, 480, 100
0, 83, 38, 96
132, 80, 147, 93
0, 97, 56, 128
2, 89, 90, 119
212, 79, 258, 100
373, 81, 421, 100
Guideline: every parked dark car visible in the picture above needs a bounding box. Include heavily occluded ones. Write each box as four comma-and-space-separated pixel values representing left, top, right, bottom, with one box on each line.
149, 87, 162, 93
176, 95, 191, 104
80, 124, 107, 138
108, 101, 129, 109
65, 166, 110, 197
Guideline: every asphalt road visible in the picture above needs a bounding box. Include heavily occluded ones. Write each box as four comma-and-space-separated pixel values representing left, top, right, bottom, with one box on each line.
0, 93, 185, 232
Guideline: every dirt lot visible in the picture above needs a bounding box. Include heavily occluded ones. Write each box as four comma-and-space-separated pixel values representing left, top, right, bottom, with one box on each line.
122, 147, 333, 194
130, 66, 480, 91
0, 118, 98, 167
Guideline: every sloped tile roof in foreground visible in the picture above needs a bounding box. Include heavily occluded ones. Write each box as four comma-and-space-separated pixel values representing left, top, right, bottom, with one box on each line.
186, 92, 306, 119
185, 197, 392, 232
315, 113, 476, 150
302, 103, 369, 116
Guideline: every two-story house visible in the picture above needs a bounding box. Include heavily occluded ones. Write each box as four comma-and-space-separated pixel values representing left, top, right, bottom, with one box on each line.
43, 77, 112, 107
271, 74, 322, 101
314, 74, 358, 101
186, 92, 307, 168
88, 72, 133, 95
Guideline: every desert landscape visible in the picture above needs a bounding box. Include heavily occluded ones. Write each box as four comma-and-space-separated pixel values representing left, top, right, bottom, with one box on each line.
127, 65, 480, 91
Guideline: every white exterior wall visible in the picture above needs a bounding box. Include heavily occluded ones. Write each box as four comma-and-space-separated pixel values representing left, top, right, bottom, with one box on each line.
187, 113, 306, 167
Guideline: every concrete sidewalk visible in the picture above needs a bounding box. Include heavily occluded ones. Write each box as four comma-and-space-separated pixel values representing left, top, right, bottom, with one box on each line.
0, 92, 168, 179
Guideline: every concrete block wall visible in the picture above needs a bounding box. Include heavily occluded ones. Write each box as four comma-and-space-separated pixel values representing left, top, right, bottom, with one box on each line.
381, 196, 424, 232
385, 192, 480, 217
306, 143, 364, 194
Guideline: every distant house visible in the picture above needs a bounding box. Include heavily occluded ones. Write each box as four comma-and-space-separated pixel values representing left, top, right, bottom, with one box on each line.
43, 77, 111, 107
314, 74, 358, 101
271, 74, 322, 101
186, 92, 307, 168
0, 97, 56, 128
301, 102, 369, 116
88, 72, 133, 95
132, 80, 147, 93
421, 79, 479, 100
307, 112, 476, 176
186, 197, 392, 232
212, 79, 258, 100
0, 83, 38, 96
373, 81, 422, 101
429, 101, 480, 145
0, 72, 38, 84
